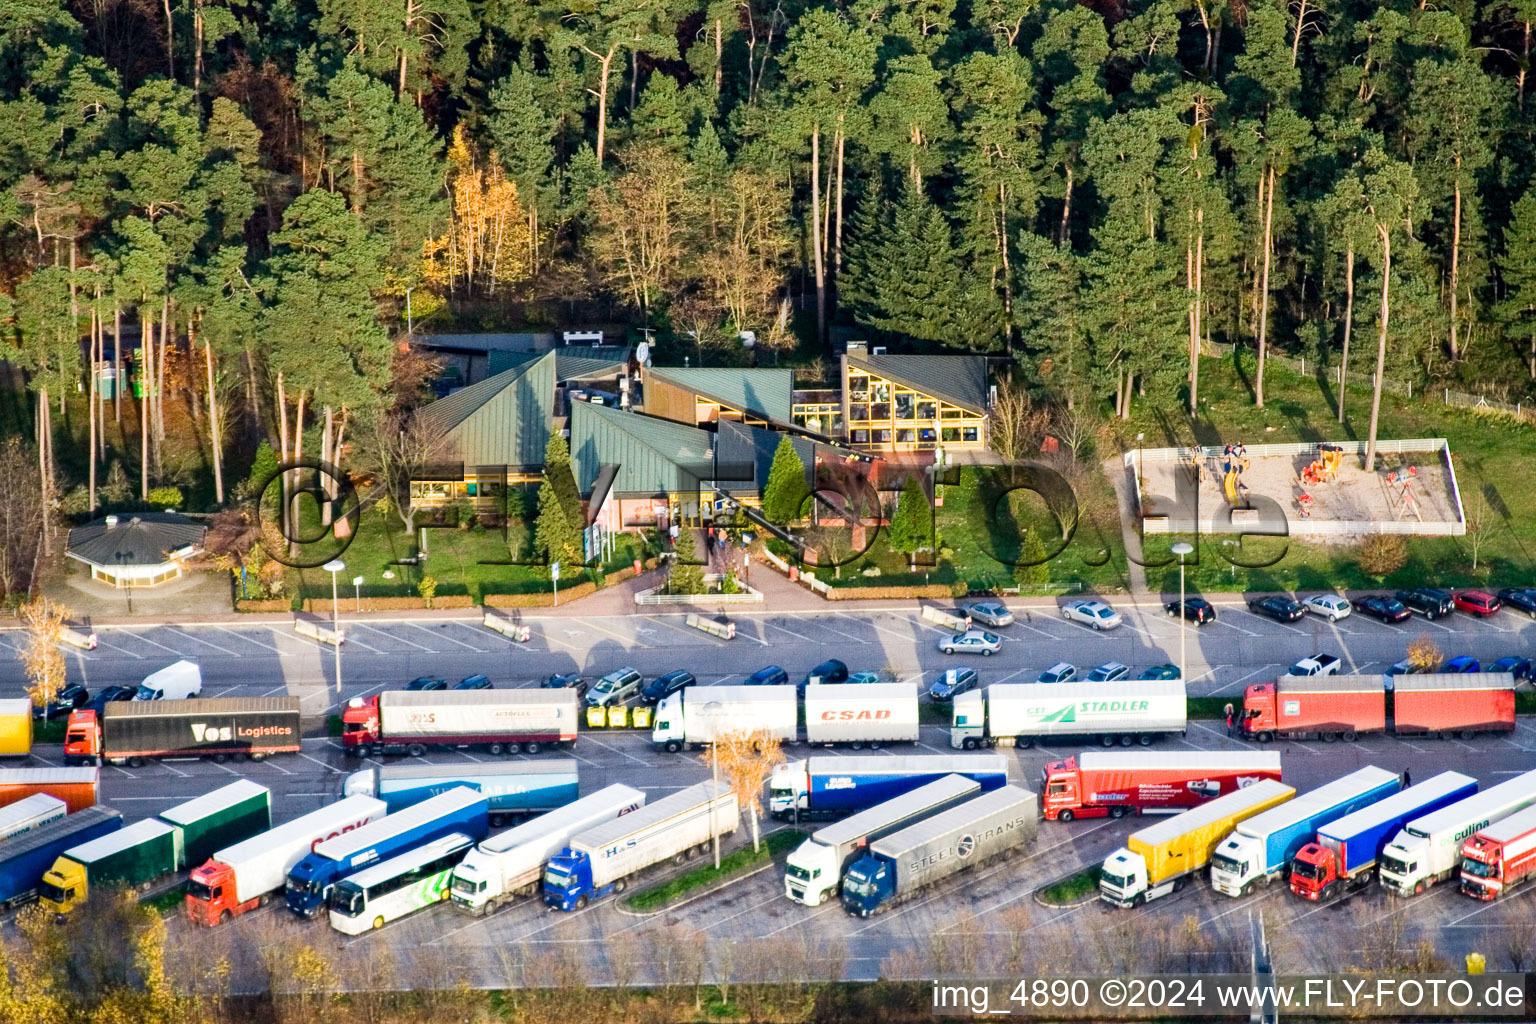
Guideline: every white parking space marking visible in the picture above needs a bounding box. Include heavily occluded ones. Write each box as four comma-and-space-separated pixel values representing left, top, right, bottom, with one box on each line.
1233, 610, 1307, 635
761, 619, 814, 642
405, 623, 484, 651
216, 626, 282, 652
163, 627, 240, 656
794, 614, 865, 644
845, 614, 919, 644
112, 629, 183, 654
356, 623, 431, 651
334, 630, 385, 653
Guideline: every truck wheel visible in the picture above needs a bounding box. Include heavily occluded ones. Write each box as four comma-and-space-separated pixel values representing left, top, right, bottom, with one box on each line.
1138, 734, 1153, 746
1321, 885, 1335, 901
850, 741, 863, 751
407, 744, 426, 757
665, 741, 682, 753
219, 910, 230, 925
613, 878, 627, 893
1256, 731, 1274, 743
258, 895, 270, 907
505, 742, 522, 755
214, 753, 228, 764
1109, 806, 1128, 819
1132, 894, 1144, 908
962, 738, 978, 750
489, 743, 504, 756
868, 741, 881, 750
129, 756, 145, 768
525, 742, 542, 754
1058, 810, 1075, 823
234, 753, 248, 763
251, 753, 265, 762
1341, 731, 1357, 742
674, 852, 687, 866
1458, 730, 1474, 741
1119, 735, 1133, 747
1100, 735, 1115, 747
1172, 878, 1186, 893
490, 814, 506, 828
574, 896, 587, 910
1014, 736, 1033, 749
1320, 732, 1337, 743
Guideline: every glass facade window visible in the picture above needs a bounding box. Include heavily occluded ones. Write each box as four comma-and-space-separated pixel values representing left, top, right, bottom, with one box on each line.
917, 401, 937, 420
895, 393, 914, 419
873, 428, 891, 444
896, 428, 915, 443
851, 403, 871, 421
848, 374, 869, 400
941, 427, 960, 442
871, 382, 890, 403
963, 427, 979, 443
852, 429, 869, 444
919, 428, 937, 443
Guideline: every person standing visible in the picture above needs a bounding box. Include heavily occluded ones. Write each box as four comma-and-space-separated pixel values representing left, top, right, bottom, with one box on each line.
1224, 703, 1235, 738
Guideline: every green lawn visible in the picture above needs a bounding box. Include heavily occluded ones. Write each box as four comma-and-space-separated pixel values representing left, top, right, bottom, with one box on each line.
624, 828, 804, 912
1036, 865, 1101, 904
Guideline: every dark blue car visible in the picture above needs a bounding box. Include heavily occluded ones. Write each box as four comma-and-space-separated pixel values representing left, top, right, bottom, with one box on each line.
1489, 656, 1532, 681
1442, 655, 1479, 673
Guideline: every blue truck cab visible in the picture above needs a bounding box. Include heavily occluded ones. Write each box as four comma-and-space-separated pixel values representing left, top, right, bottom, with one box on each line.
541, 847, 596, 910
839, 853, 891, 917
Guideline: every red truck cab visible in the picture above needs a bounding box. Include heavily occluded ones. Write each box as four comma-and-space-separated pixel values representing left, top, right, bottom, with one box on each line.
63, 710, 101, 766
1240, 683, 1277, 738
185, 861, 254, 924
340, 697, 381, 753
1459, 835, 1503, 900
1041, 758, 1088, 821
1289, 842, 1335, 900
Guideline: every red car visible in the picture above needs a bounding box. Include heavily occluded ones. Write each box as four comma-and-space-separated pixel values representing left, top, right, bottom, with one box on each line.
1454, 590, 1502, 617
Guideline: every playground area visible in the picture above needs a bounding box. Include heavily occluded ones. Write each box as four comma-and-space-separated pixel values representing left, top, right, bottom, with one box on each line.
1127, 438, 1467, 537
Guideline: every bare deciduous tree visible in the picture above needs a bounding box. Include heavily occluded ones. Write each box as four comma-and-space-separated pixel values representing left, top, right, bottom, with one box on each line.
0, 438, 47, 600
987, 376, 1050, 469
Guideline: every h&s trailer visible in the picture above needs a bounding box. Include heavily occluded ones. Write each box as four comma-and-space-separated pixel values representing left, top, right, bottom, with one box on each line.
0, 806, 121, 910
64, 698, 302, 766
841, 785, 1039, 917
1209, 767, 1402, 896
768, 754, 1009, 820
40, 817, 179, 914
785, 774, 980, 907
543, 780, 739, 911
285, 787, 489, 917
0, 794, 67, 841
1100, 780, 1295, 908
342, 760, 579, 826
187, 794, 388, 926
652, 686, 797, 753
803, 684, 919, 748
0, 699, 32, 756
450, 784, 645, 915
1459, 803, 1536, 901
1392, 674, 1516, 738
1290, 771, 1477, 901
158, 780, 272, 871
0, 768, 98, 813
1240, 677, 1386, 741
1041, 752, 1282, 821
1379, 768, 1536, 897
951, 680, 1186, 750
342, 690, 579, 757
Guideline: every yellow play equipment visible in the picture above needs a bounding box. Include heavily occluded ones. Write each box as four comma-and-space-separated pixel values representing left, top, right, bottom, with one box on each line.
1299, 445, 1342, 487
1222, 457, 1249, 505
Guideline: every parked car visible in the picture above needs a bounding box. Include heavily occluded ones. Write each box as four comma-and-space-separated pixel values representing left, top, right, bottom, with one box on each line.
744, 665, 789, 687
928, 668, 980, 702
1164, 598, 1216, 625
802, 660, 849, 693
964, 601, 1014, 628
405, 676, 447, 691
1489, 656, 1532, 681
1288, 654, 1341, 677
1036, 663, 1077, 684
453, 674, 492, 690
1496, 587, 1536, 619
1453, 590, 1502, 617
1137, 664, 1182, 681
1061, 599, 1122, 631
938, 630, 1001, 656
1385, 658, 1428, 681
1087, 662, 1130, 683
34, 684, 89, 721
846, 671, 883, 685
84, 685, 135, 716
586, 667, 643, 707
542, 672, 587, 699
1395, 587, 1454, 620
1351, 595, 1412, 623
1247, 595, 1305, 622
1302, 594, 1352, 622
1442, 655, 1480, 674
641, 670, 696, 705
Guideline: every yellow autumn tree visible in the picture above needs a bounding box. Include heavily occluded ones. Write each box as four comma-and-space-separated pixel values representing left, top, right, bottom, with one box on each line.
708, 728, 785, 853
19, 598, 69, 710
422, 126, 533, 297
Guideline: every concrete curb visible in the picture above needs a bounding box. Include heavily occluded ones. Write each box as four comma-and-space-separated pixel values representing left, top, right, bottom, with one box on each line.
1032, 865, 1102, 909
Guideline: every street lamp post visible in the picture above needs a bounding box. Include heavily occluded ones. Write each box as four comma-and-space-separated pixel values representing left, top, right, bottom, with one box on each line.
352, 575, 363, 613
1171, 542, 1194, 683
324, 559, 345, 694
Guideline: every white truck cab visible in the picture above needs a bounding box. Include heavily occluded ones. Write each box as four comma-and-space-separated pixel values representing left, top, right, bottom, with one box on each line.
650, 693, 686, 749
1377, 832, 1431, 895
1208, 833, 1265, 896
769, 761, 807, 817
1099, 848, 1157, 907
783, 837, 841, 906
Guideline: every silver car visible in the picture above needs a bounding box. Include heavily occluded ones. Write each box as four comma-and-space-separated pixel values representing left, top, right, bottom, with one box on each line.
938, 629, 1002, 656
586, 667, 642, 707
1302, 593, 1352, 622
964, 601, 1014, 628
1062, 599, 1123, 631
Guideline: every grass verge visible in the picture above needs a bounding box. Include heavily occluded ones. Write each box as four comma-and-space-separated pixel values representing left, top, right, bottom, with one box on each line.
327, 714, 344, 737
35, 719, 66, 744
1037, 865, 1101, 905
142, 883, 186, 916
624, 828, 804, 912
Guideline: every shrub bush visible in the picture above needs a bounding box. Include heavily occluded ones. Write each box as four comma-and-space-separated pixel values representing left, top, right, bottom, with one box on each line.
1357, 534, 1408, 577
147, 485, 184, 509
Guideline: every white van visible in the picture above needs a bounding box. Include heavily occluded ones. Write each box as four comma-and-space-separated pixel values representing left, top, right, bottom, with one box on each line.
135, 660, 203, 701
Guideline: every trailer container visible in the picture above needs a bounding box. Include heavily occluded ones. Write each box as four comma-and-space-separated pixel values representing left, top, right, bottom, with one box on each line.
543, 780, 739, 911
341, 690, 579, 757
0, 768, 99, 813
40, 817, 179, 913
0, 806, 121, 910
1290, 772, 1477, 901
769, 754, 1009, 820
841, 785, 1039, 916
342, 760, 579, 825
285, 787, 489, 917
785, 774, 979, 906
1393, 674, 1516, 737
1041, 752, 1282, 821
187, 795, 388, 925
1240, 677, 1386, 741
1101, 780, 1294, 907
1209, 767, 1401, 896
1459, 803, 1536, 900
64, 698, 302, 766
450, 784, 645, 915
1379, 768, 1536, 896
652, 686, 797, 752
802, 684, 920, 747
0, 795, 66, 841
0, 699, 33, 756
158, 780, 272, 870
951, 681, 1186, 750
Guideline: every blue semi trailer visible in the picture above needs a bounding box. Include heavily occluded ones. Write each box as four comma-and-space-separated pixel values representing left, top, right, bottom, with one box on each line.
768, 755, 1009, 821
285, 786, 488, 917
0, 806, 122, 909
342, 760, 578, 825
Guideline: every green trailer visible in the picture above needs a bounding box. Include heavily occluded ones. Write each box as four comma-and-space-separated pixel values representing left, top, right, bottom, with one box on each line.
40, 818, 179, 913
158, 780, 271, 869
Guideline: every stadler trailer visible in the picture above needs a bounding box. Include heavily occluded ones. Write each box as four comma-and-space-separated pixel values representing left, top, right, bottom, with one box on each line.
1394, 674, 1516, 737
543, 781, 739, 911
1100, 780, 1295, 908
187, 794, 388, 925
769, 754, 1009, 820
343, 760, 579, 825
286, 787, 489, 917
1290, 772, 1477, 901
1379, 768, 1536, 897
1041, 752, 1283, 821
1241, 674, 1515, 742
342, 690, 580, 757
951, 681, 1186, 750
652, 687, 797, 752
0, 767, 99, 812
40, 818, 179, 914
450, 784, 645, 915
0, 700, 32, 756
0, 806, 121, 910
803, 684, 920, 748
1459, 803, 1536, 901
784, 774, 980, 906
1209, 767, 1402, 896
0, 795, 66, 841
64, 698, 302, 766
840, 785, 1039, 917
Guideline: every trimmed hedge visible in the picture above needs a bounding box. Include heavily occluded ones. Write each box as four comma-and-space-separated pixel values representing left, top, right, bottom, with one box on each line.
301, 594, 475, 613
824, 584, 958, 600
235, 599, 290, 613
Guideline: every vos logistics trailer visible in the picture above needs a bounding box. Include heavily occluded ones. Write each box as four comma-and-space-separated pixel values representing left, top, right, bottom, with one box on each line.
286, 787, 489, 916
342, 690, 579, 757
0, 806, 121, 910
803, 684, 920, 747
1209, 767, 1403, 896
186, 794, 389, 926
1041, 752, 1282, 821
0, 795, 67, 841
0, 767, 99, 812
543, 780, 739, 911
769, 754, 1009, 820
1378, 768, 1536, 896
1100, 780, 1295, 907
785, 774, 982, 906
1241, 674, 1515, 741
950, 681, 1186, 750
653, 687, 797, 752
342, 760, 579, 826
840, 785, 1039, 917
1459, 803, 1536, 901
1290, 772, 1477, 901
64, 698, 302, 766
450, 784, 645, 914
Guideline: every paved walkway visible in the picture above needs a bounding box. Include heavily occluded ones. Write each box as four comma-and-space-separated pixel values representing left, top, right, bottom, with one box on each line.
1103, 453, 1149, 595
